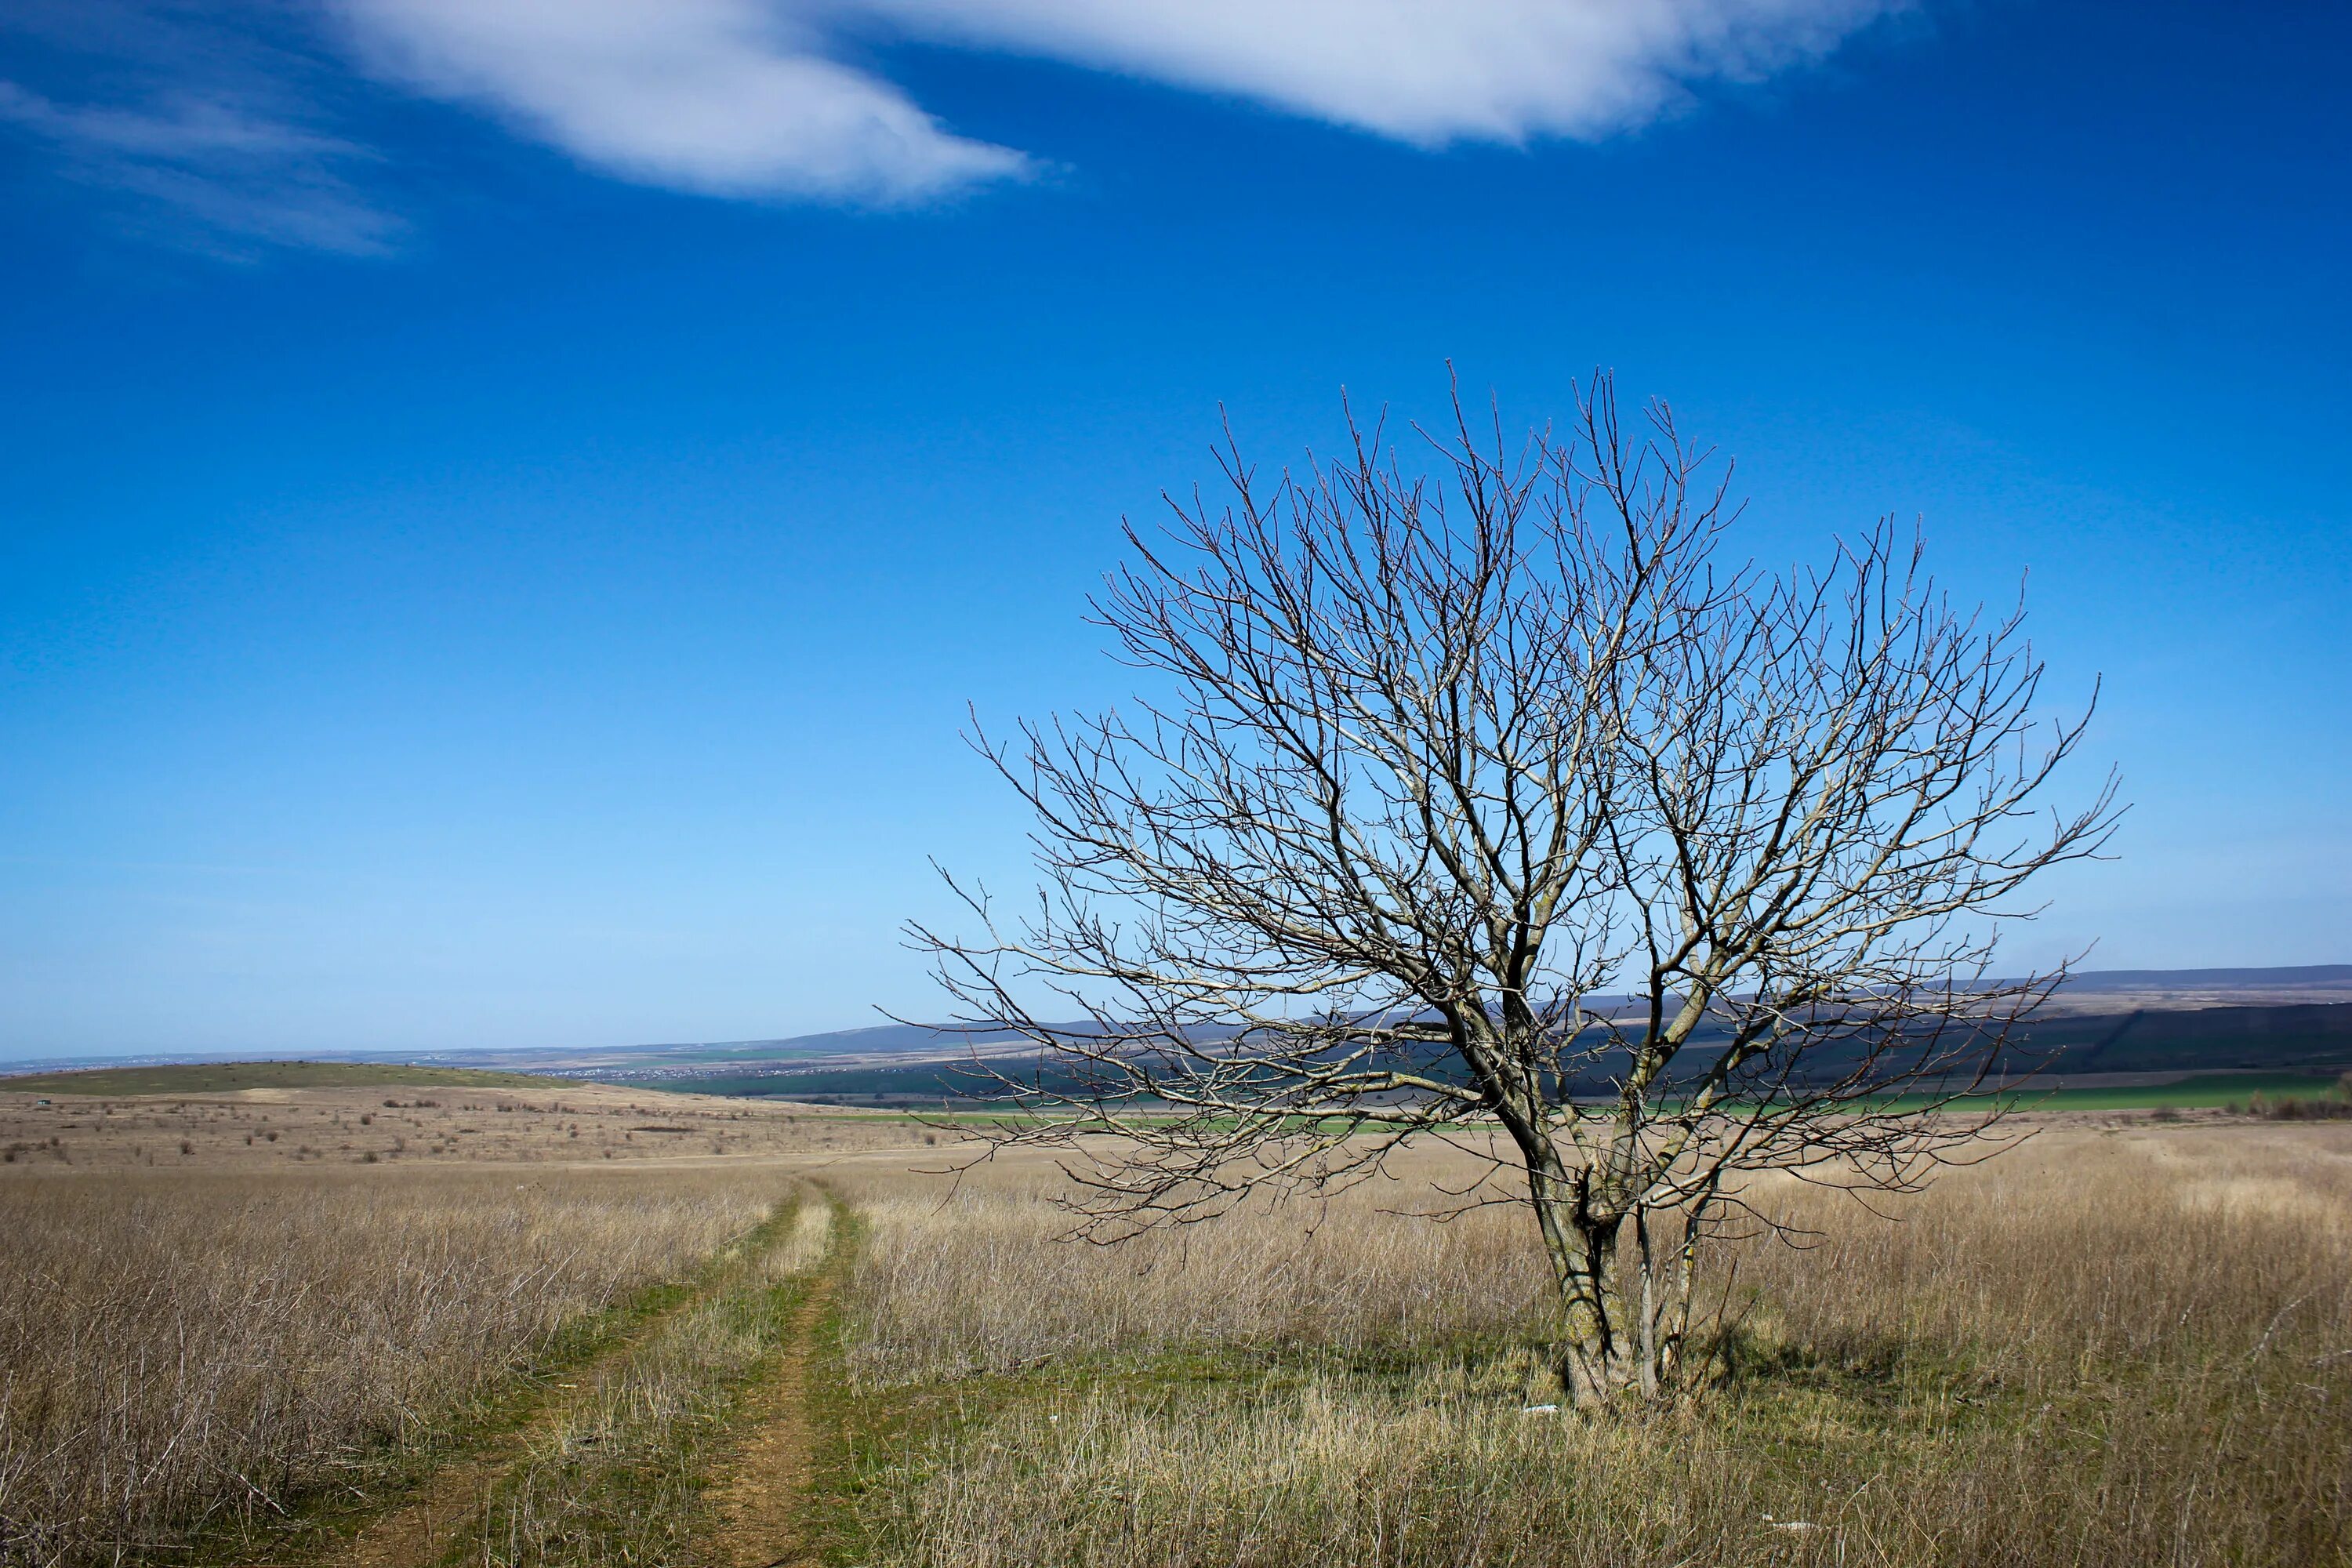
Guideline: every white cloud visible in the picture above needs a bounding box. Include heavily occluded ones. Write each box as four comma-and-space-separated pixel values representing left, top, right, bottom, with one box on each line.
327, 0, 1029, 204
325, 0, 1899, 203
851, 0, 1901, 146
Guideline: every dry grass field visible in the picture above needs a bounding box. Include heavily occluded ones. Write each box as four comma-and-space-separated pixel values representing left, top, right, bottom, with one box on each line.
0, 1162, 773, 1565
0, 1076, 913, 1568
833, 1120, 2352, 1568
4, 1084, 2346, 1568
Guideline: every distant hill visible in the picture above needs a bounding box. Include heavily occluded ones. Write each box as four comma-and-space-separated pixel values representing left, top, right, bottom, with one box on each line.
611, 967, 2352, 1065
615, 1022, 1036, 1063
597, 997, 2352, 1106
2045, 965, 2352, 1006
644, 966, 2352, 1062
2008, 1000, 2352, 1073
9, 966, 2345, 1086
2060, 964, 2352, 990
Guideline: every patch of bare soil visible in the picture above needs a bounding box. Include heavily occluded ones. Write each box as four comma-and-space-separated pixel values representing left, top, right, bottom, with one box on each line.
703, 1262, 839, 1567
325, 1450, 503, 1568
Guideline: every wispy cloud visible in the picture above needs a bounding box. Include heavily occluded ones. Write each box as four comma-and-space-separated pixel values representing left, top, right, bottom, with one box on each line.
0, 79, 397, 256
0, 2, 399, 258
328, 0, 1897, 203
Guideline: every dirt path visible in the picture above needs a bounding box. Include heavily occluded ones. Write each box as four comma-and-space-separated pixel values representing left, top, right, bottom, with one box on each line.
323, 1445, 504, 1568
296, 1192, 840, 1568
318, 1284, 701, 1568
702, 1262, 839, 1568
314, 1203, 792, 1568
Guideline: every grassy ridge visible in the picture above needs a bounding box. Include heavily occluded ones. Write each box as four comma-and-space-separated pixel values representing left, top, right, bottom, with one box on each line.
0, 1059, 578, 1095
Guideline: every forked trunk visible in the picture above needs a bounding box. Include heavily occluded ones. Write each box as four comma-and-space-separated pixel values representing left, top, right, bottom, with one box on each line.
1531, 1172, 1700, 1405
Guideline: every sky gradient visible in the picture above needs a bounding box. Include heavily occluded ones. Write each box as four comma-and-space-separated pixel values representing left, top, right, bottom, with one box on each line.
2, 0, 2346, 1062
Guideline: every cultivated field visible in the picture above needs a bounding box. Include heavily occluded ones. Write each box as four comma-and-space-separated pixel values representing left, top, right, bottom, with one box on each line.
2, 1080, 2345, 1568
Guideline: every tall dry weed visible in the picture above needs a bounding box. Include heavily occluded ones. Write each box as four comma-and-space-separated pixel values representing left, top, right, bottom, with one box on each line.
839, 1160, 1552, 1385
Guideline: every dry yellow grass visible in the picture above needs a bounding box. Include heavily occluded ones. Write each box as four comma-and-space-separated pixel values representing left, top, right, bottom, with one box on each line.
764, 1199, 837, 1283
840, 1122, 2352, 1567
0, 1163, 777, 1567
840, 1159, 1551, 1385
0, 1076, 940, 1568
10, 1103, 2343, 1566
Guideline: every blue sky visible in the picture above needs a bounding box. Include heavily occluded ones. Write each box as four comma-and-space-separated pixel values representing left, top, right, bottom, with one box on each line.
1, 0, 2345, 1062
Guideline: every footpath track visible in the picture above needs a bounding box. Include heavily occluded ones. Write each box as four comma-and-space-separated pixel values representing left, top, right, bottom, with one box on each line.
700, 1210, 844, 1568
300, 1185, 843, 1568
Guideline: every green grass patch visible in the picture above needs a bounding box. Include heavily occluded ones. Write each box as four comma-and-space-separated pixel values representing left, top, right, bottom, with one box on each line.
836, 1310, 2241, 1568
1901, 1069, 2348, 1114
2044, 1069, 2347, 1109
800, 1204, 880, 1568
836, 1338, 1998, 1568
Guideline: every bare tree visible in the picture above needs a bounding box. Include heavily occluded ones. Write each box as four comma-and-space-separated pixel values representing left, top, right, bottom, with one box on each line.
911, 375, 2119, 1405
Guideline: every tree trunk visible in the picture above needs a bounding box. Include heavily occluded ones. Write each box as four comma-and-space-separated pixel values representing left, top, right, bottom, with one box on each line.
1528, 1162, 1702, 1404
1528, 1163, 1642, 1403
1566, 1223, 1643, 1402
